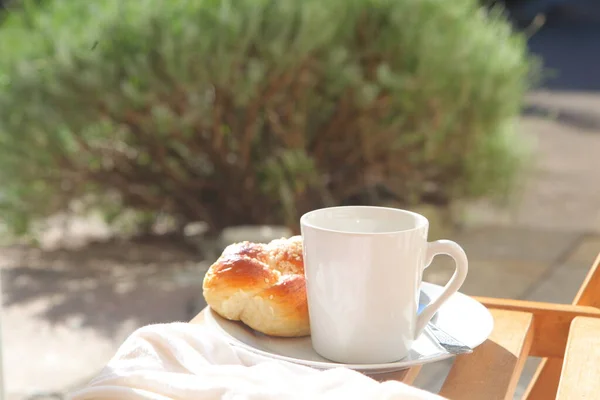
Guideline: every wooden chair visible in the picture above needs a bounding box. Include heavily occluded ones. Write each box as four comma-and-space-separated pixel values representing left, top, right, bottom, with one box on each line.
397, 250, 600, 399
523, 251, 600, 399
191, 252, 600, 399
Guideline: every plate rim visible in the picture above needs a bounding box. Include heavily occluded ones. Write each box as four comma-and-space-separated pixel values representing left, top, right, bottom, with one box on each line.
203, 282, 494, 372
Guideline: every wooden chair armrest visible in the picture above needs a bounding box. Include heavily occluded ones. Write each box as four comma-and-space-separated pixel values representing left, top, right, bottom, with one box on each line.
439, 309, 534, 400
556, 316, 600, 399
473, 297, 600, 358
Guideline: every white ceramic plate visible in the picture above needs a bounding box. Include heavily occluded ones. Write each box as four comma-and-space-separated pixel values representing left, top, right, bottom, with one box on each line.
204, 282, 493, 374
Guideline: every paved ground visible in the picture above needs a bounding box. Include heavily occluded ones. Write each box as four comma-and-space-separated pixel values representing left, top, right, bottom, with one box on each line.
2, 13, 600, 400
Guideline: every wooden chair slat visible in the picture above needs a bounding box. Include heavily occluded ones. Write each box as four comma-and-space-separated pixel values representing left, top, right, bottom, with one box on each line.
401, 366, 423, 385
524, 358, 562, 400
475, 297, 600, 358
525, 252, 600, 400
556, 316, 600, 400
573, 252, 600, 307
438, 309, 534, 400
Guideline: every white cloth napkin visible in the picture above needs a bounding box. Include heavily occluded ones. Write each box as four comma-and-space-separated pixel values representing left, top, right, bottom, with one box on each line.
68, 322, 444, 400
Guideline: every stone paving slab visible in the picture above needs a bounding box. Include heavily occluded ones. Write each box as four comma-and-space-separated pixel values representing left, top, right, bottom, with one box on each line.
525, 263, 592, 304
424, 258, 551, 300
564, 234, 600, 266
422, 223, 581, 300
454, 226, 580, 264
465, 116, 600, 235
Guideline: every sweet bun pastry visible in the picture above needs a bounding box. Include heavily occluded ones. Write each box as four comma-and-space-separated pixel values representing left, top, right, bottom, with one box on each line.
202, 235, 309, 337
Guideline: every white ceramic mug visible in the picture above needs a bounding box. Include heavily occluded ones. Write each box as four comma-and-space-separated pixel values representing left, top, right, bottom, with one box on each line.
300, 206, 468, 364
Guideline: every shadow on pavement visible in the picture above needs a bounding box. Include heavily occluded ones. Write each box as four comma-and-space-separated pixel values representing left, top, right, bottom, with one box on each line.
1, 238, 203, 339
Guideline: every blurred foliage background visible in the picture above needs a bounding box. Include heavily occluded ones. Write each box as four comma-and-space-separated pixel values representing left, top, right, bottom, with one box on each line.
0, 0, 534, 239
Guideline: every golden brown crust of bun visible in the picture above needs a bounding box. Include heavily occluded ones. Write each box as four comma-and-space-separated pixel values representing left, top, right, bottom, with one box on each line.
202, 235, 309, 337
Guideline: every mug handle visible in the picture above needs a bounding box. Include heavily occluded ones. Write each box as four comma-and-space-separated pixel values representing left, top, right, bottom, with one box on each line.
415, 240, 468, 338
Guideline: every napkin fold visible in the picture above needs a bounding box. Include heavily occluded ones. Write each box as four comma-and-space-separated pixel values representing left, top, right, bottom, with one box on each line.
68, 322, 444, 400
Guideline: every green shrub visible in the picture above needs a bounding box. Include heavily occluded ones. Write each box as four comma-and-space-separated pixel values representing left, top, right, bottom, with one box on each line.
0, 0, 534, 237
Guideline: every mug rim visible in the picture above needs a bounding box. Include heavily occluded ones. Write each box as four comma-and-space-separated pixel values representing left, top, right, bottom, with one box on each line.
300, 205, 429, 235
